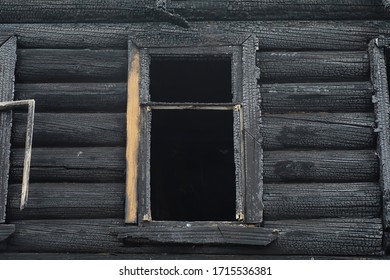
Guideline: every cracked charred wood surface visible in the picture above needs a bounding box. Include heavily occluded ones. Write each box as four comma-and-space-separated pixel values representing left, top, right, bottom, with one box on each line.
14, 83, 127, 112
0, 0, 386, 23
10, 147, 126, 183
16, 49, 127, 83
1, 21, 390, 50
261, 82, 373, 113
263, 182, 381, 220
6, 183, 124, 220
263, 150, 378, 183
9, 148, 378, 184
5, 218, 382, 255
10, 112, 374, 150
258, 51, 369, 83
15, 49, 368, 84
170, 0, 387, 21
115, 223, 277, 246
0, 224, 15, 242
262, 113, 375, 150
0, 36, 17, 223
4, 182, 380, 220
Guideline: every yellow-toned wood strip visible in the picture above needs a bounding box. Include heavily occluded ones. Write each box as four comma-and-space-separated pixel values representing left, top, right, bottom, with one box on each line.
125, 47, 140, 223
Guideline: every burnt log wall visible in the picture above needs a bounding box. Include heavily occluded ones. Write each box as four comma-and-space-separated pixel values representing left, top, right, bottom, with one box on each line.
1, 0, 389, 256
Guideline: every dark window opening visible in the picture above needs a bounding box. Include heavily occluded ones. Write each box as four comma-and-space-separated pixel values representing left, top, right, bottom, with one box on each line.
151, 110, 236, 221
150, 57, 232, 103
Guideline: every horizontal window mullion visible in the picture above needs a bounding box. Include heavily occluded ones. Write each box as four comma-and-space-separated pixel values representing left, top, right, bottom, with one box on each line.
141, 102, 240, 111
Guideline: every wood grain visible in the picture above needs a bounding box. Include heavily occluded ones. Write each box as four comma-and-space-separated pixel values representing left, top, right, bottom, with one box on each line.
0, 36, 17, 222
125, 42, 140, 224
261, 82, 373, 113
258, 51, 369, 83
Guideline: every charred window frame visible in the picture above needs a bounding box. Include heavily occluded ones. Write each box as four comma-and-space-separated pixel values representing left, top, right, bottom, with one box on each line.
120, 36, 275, 245
369, 38, 390, 233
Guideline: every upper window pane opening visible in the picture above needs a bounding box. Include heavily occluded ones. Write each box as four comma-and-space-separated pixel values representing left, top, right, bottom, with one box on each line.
150, 56, 232, 103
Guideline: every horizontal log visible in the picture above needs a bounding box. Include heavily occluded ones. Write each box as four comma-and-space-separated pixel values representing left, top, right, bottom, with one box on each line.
115, 223, 277, 246
10, 147, 126, 183
14, 83, 127, 112
6, 181, 380, 221
0, 0, 163, 23
6, 218, 382, 255
258, 51, 369, 83
263, 218, 383, 255
7, 219, 127, 253
0, 1, 386, 23
12, 113, 126, 147
170, 0, 387, 21
1, 21, 390, 50
16, 49, 127, 83
261, 82, 374, 113
262, 113, 375, 150
6, 183, 125, 220
0, 224, 15, 242
11, 112, 375, 149
263, 182, 381, 220
264, 150, 379, 183
10, 148, 379, 183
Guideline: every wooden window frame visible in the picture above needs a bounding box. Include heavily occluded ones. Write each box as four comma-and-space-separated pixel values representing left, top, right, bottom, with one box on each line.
0, 35, 17, 243
120, 35, 276, 246
369, 37, 390, 231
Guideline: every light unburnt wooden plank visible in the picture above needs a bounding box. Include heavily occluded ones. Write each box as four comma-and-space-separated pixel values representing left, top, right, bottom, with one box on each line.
125, 41, 140, 224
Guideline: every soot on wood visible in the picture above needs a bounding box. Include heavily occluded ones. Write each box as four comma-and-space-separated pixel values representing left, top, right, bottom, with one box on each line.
151, 110, 236, 221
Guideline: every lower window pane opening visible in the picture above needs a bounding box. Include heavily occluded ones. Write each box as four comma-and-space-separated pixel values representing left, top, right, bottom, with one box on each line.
151, 110, 236, 221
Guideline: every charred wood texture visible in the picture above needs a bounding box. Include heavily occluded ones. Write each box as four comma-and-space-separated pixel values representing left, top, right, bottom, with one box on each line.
10, 147, 126, 183
263, 183, 381, 220
0, 36, 17, 222
263, 218, 382, 255
5, 182, 380, 221
262, 113, 375, 150
14, 83, 127, 113
9, 148, 378, 184
264, 150, 378, 183
6, 218, 382, 255
1, 21, 390, 50
170, 0, 387, 21
261, 82, 373, 113
0, 224, 15, 242
7, 183, 124, 220
11, 112, 375, 150
115, 223, 277, 246
0, 1, 386, 23
258, 51, 369, 83
12, 113, 126, 147
16, 49, 127, 83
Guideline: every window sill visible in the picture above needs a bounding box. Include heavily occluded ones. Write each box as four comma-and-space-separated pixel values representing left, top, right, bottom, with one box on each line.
112, 222, 278, 246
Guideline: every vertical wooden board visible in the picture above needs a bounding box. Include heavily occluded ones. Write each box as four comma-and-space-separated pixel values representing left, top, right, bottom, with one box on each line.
242, 36, 262, 223
125, 40, 140, 223
0, 36, 17, 223
369, 39, 390, 230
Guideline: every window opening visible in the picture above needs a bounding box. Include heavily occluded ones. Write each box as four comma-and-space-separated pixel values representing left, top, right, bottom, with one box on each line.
150, 57, 232, 103
149, 57, 236, 221
151, 110, 236, 221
